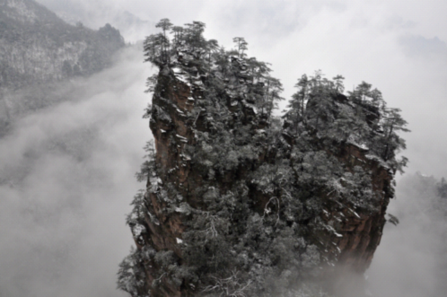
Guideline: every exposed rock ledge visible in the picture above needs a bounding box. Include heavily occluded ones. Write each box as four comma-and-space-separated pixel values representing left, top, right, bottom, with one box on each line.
118, 20, 407, 297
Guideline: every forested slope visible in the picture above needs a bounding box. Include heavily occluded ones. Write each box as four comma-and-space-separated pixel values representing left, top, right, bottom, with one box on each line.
0, 0, 125, 134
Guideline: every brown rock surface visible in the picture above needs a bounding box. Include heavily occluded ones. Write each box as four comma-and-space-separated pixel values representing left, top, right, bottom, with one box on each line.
124, 69, 394, 297
118, 22, 406, 297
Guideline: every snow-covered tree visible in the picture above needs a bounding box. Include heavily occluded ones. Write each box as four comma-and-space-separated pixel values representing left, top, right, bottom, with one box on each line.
119, 19, 409, 297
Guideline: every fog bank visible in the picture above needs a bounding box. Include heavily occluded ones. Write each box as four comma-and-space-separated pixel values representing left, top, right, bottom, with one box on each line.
368, 173, 447, 297
0, 45, 152, 297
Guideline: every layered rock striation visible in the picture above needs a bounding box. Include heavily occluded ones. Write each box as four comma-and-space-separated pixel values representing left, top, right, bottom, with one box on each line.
118, 20, 408, 297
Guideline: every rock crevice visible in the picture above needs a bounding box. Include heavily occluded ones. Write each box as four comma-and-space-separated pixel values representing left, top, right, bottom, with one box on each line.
118, 20, 408, 297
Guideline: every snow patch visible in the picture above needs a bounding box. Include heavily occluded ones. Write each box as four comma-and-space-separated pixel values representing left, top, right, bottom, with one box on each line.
132, 224, 146, 237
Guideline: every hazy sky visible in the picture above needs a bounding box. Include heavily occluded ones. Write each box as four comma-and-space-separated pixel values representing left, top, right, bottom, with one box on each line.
36, 0, 447, 179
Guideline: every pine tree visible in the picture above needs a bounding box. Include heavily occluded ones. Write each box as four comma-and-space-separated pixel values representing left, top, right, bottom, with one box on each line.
119, 19, 409, 297
233, 37, 248, 57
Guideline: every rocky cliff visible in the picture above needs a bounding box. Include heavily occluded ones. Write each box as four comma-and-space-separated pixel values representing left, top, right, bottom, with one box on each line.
0, 0, 125, 133
118, 20, 408, 297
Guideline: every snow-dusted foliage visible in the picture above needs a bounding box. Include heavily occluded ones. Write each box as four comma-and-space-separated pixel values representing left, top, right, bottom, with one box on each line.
0, 1, 125, 134
117, 246, 154, 297
118, 19, 408, 297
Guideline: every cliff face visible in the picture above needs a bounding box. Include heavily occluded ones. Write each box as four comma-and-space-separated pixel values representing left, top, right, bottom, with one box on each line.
0, 0, 125, 133
118, 20, 407, 297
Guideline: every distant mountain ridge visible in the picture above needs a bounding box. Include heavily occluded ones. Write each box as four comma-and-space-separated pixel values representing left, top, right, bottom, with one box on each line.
0, 0, 125, 133
0, 0, 125, 88
52, 6, 153, 44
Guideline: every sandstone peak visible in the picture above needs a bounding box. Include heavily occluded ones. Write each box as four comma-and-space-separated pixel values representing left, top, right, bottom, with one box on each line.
118, 19, 408, 297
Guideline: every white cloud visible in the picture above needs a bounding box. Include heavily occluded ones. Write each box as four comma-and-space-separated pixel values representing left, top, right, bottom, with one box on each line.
368, 173, 447, 296
0, 45, 151, 297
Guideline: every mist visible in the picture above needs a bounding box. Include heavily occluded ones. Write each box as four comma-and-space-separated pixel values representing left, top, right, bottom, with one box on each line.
0, 45, 152, 297
1, 0, 447, 296
367, 173, 447, 297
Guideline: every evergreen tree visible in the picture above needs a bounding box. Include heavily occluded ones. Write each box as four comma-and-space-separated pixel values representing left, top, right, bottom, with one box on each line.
119, 19, 409, 297
233, 37, 248, 57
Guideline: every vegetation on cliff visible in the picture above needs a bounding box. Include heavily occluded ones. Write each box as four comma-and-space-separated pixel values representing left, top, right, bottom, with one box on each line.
118, 19, 408, 297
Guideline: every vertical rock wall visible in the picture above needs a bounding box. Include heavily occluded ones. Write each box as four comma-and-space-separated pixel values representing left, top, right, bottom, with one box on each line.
118, 22, 406, 297
124, 67, 394, 297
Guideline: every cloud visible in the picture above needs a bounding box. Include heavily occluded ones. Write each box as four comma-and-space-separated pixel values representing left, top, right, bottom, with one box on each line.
367, 173, 447, 297
399, 34, 447, 58
0, 45, 152, 297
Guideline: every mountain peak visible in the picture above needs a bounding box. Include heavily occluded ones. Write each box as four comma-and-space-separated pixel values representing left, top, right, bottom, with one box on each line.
118, 19, 408, 297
